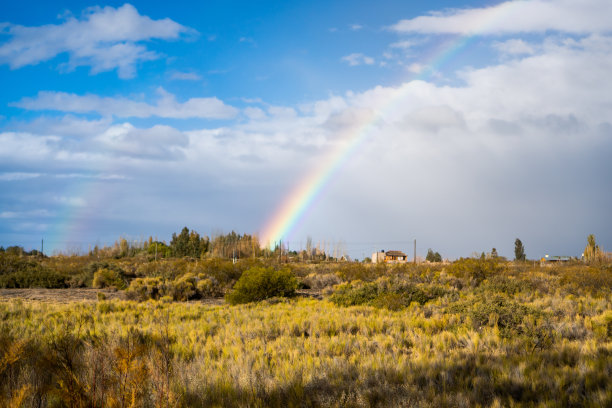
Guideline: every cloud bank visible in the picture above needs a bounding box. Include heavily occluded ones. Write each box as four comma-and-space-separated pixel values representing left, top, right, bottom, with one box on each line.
0, 4, 193, 78
12, 88, 238, 119
391, 0, 612, 35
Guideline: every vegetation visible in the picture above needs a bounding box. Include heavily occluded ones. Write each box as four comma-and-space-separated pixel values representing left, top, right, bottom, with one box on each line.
514, 238, 526, 261
584, 234, 607, 263
329, 277, 448, 311
425, 248, 442, 262
226, 267, 298, 305
0, 231, 610, 406
0, 259, 610, 407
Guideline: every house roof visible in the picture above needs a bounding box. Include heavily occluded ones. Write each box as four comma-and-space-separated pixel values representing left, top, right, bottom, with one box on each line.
544, 256, 572, 261
386, 250, 407, 257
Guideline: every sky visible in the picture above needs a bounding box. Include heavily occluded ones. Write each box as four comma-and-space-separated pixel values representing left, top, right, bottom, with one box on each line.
0, 0, 611, 260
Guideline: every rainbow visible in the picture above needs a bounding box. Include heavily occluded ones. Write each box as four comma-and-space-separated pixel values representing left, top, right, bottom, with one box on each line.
44, 174, 113, 254
259, 2, 519, 248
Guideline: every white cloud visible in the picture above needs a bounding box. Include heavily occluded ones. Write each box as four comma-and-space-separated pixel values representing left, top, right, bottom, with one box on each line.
94, 123, 189, 160
407, 63, 426, 74
244, 107, 267, 120
493, 39, 536, 55
341, 53, 375, 66
391, 0, 612, 35
0, 172, 41, 181
12, 87, 238, 119
54, 173, 127, 180
0, 120, 190, 164
0, 209, 51, 218
54, 196, 86, 207
268, 106, 297, 118
0, 4, 193, 78
11, 115, 112, 137
390, 40, 418, 49
170, 71, 202, 81
239, 37, 256, 45
0, 132, 59, 161
350, 24, 363, 31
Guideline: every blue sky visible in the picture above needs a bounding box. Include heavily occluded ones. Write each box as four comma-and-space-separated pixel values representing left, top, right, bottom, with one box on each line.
1, 0, 611, 259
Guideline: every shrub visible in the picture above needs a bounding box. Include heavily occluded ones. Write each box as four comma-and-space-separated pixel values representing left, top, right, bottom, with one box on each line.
126, 277, 164, 301
558, 266, 612, 297
168, 273, 198, 301
329, 277, 448, 310
126, 274, 223, 301
337, 263, 384, 282
226, 267, 298, 305
481, 275, 532, 295
329, 281, 379, 307
196, 276, 223, 297
449, 294, 542, 338
92, 268, 125, 289
302, 273, 342, 290
445, 257, 505, 286
0, 269, 68, 288
67, 270, 94, 288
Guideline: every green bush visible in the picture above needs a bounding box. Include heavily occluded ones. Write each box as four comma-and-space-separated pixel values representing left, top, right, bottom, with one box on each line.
92, 268, 126, 289
125, 277, 164, 300
67, 270, 94, 288
329, 281, 379, 307
168, 273, 198, 301
226, 267, 298, 305
337, 263, 385, 282
558, 266, 612, 297
329, 277, 447, 310
0, 269, 68, 288
449, 294, 543, 338
446, 257, 505, 286
196, 276, 223, 297
126, 274, 223, 301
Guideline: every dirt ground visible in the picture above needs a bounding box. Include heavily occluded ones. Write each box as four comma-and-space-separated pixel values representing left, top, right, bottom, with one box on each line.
0, 288, 127, 303
0, 288, 320, 304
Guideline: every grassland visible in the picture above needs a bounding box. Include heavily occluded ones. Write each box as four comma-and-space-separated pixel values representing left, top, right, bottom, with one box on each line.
1, 260, 611, 407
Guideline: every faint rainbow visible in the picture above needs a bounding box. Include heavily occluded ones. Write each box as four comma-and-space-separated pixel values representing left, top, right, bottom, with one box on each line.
259, 2, 519, 248
44, 173, 116, 254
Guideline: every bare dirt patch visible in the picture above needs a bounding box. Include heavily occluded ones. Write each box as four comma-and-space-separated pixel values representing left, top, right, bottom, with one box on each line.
0, 288, 320, 304
0, 288, 126, 303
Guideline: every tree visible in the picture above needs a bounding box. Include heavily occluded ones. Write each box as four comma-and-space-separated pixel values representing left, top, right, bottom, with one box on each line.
514, 238, 526, 261
426, 249, 442, 262
171, 227, 208, 258
583, 234, 603, 262
491, 248, 499, 258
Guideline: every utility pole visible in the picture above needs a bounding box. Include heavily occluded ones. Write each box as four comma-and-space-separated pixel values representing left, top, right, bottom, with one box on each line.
41, 239, 43, 256
413, 239, 416, 264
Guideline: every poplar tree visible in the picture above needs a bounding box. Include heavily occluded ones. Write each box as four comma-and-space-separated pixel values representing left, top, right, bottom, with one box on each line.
514, 238, 526, 261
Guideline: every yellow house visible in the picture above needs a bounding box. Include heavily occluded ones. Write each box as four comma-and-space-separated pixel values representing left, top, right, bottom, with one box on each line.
372, 250, 408, 263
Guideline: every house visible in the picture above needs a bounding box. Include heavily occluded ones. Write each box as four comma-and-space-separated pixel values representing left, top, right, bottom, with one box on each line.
540, 255, 572, 266
372, 249, 408, 264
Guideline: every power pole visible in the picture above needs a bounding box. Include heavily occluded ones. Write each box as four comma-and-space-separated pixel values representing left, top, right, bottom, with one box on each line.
41, 238, 43, 255
413, 239, 416, 264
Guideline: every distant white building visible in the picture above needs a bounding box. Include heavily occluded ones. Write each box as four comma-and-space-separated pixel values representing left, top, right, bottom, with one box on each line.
372, 250, 408, 264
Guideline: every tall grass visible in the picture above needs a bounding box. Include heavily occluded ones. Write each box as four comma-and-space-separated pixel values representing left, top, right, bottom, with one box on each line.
1, 261, 611, 407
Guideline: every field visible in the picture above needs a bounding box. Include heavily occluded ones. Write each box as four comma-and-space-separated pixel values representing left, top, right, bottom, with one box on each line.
1, 258, 611, 407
